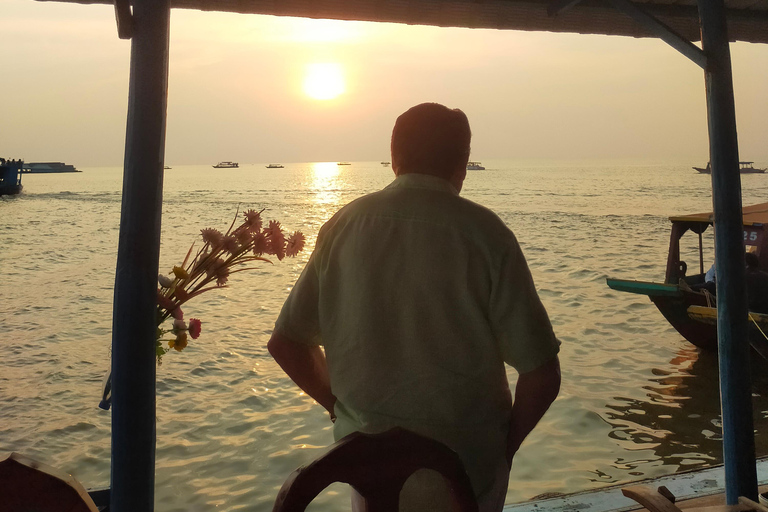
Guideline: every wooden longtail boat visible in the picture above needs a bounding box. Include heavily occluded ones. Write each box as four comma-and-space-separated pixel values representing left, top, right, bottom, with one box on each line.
607, 203, 768, 351
693, 162, 767, 174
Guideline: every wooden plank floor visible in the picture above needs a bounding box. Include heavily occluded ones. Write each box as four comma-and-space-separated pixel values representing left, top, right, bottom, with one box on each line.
504, 458, 768, 512
624, 485, 768, 512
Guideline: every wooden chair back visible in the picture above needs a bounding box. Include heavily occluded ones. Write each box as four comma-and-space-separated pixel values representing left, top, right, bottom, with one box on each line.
272, 428, 478, 512
0, 452, 100, 512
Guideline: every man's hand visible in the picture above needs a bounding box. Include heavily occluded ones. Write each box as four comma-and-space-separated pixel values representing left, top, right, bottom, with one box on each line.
506, 356, 561, 466
267, 332, 337, 419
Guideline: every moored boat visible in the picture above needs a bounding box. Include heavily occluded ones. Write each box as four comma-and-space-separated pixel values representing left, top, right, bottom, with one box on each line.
213, 161, 239, 168
693, 161, 766, 174
22, 162, 80, 173
266, 163, 284, 168
607, 202, 768, 351
0, 158, 23, 195
466, 161, 485, 170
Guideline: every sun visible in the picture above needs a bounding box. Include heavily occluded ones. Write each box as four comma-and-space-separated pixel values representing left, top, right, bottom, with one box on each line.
303, 63, 346, 100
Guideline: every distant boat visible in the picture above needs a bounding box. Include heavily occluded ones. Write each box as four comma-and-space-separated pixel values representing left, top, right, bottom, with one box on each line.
466, 161, 485, 170
22, 162, 80, 173
337, 162, 351, 166
266, 163, 284, 168
164, 166, 171, 169
693, 161, 766, 174
0, 158, 23, 195
213, 161, 239, 169
381, 161, 390, 166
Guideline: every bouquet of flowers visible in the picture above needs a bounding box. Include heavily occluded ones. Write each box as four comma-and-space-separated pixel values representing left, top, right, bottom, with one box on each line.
154, 208, 305, 362
99, 208, 304, 410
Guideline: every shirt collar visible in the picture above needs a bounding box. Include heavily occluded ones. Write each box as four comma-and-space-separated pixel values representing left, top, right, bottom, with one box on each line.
386, 172, 460, 196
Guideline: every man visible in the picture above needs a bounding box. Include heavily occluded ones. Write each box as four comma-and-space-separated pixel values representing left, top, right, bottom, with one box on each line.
268, 103, 561, 511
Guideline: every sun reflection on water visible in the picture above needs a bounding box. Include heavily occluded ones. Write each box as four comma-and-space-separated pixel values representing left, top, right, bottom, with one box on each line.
310, 162, 343, 207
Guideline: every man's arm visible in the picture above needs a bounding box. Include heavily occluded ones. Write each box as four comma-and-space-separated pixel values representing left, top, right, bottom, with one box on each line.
506, 355, 561, 465
267, 331, 337, 419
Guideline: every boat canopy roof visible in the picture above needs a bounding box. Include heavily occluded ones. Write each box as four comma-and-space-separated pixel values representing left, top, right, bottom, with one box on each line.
38, 0, 768, 44
669, 202, 768, 227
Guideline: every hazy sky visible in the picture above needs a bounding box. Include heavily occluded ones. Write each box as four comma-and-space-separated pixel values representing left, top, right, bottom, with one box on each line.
2, 0, 767, 167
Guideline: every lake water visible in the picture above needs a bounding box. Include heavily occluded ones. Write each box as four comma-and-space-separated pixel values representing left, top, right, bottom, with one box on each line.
3, 161, 768, 511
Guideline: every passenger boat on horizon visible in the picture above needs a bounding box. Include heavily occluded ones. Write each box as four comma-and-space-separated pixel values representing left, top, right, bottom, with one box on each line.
693, 161, 766, 174
266, 163, 284, 168
22, 162, 80, 173
607, 202, 768, 352
466, 161, 485, 170
213, 161, 239, 168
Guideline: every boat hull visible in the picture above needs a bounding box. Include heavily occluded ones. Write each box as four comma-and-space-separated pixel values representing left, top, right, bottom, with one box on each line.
692, 165, 766, 174
650, 293, 718, 350
607, 278, 768, 352
607, 278, 718, 350
0, 183, 22, 196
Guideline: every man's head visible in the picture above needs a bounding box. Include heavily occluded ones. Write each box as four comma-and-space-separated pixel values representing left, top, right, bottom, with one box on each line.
391, 103, 471, 192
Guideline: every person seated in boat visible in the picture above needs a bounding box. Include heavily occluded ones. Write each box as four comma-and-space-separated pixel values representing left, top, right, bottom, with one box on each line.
745, 252, 768, 314
704, 261, 716, 285
687, 261, 717, 295
268, 102, 561, 512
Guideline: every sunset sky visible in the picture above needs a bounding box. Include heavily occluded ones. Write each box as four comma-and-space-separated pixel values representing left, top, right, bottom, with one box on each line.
2, 0, 767, 167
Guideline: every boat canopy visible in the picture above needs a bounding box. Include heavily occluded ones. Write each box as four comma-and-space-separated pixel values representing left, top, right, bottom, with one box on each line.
38, 0, 768, 44
670, 202, 768, 227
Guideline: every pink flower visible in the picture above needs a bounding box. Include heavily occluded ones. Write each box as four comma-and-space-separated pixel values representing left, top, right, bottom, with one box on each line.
206, 258, 226, 279
244, 209, 263, 232
216, 265, 230, 286
266, 220, 286, 260
201, 228, 224, 247
285, 231, 306, 257
222, 236, 239, 254
235, 229, 252, 245
267, 220, 282, 236
188, 318, 202, 339
252, 232, 268, 256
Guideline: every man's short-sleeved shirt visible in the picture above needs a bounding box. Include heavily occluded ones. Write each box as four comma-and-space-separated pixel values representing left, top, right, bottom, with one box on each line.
274, 172, 560, 496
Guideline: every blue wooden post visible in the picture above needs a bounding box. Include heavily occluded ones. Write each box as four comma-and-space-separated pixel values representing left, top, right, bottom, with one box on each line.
698, 0, 757, 503
110, 0, 170, 510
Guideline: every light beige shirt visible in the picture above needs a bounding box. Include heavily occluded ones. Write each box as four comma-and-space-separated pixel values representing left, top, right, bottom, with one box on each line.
274, 172, 560, 497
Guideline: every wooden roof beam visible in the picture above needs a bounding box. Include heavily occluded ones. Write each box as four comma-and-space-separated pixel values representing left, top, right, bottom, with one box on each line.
114, 0, 133, 39
609, 0, 707, 69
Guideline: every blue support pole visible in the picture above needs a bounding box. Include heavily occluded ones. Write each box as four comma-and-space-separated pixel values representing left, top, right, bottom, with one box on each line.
110, 0, 170, 510
698, 0, 757, 503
